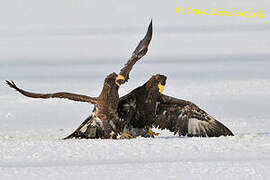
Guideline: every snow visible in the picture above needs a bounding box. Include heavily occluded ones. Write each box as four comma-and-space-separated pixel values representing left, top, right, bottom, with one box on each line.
1, 0, 270, 179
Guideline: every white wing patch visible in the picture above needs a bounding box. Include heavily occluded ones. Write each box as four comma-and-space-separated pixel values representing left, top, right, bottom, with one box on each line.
90, 116, 104, 129
109, 120, 116, 130
188, 118, 199, 135
187, 118, 215, 136
80, 125, 88, 133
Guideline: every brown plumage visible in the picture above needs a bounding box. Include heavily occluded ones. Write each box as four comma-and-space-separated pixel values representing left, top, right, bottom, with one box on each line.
6, 21, 153, 139
6, 20, 233, 138
117, 75, 167, 137
117, 74, 234, 137
6, 80, 98, 104
118, 20, 152, 83
154, 94, 234, 137
64, 72, 121, 139
6, 74, 234, 138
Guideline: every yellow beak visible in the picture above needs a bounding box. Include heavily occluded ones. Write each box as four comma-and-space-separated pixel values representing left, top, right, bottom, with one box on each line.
115, 75, 125, 86
158, 83, 164, 93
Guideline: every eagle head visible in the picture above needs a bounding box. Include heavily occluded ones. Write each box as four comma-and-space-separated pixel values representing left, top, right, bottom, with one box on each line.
151, 74, 167, 93
104, 72, 127, 88
104, 73, 119, 88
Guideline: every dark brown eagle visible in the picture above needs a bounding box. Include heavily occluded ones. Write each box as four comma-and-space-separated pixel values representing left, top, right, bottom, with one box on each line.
117, 74, 234, 138
6, 21, 153, 139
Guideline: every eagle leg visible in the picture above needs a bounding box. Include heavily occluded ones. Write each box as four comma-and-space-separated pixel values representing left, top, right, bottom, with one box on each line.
145, 129, 159, 138
120, 133, 134, 139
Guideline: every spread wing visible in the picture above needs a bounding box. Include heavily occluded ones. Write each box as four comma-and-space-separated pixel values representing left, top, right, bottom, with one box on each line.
117, 91, 136, 125
153, 94, 234, 137
5, 21, 153, 104
6, 80, 97, 104
118, 20, 152, 84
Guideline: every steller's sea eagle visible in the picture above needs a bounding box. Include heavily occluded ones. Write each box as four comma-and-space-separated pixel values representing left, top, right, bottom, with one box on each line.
117, 74, 234, 138
6, 20, 153, 139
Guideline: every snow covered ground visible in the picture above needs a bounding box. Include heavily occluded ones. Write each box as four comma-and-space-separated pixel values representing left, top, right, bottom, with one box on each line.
1, 1, 270, 179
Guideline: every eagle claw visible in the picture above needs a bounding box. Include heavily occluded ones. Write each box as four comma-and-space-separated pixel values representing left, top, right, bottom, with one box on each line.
145, 129, 159, 138
120, 133, 134, 139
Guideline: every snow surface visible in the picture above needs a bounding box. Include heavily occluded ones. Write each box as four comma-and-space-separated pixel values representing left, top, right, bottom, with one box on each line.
1, 0, 270, 179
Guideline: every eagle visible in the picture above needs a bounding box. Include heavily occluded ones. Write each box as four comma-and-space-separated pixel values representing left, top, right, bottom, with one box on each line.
6, 20, 153, 139
6, 20, 233, 138
6, 73, 234, 138
117, 74, 234, 138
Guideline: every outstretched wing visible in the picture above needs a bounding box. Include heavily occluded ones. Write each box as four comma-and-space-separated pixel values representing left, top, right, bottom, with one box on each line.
118, 20, 152, 84
117, 91, 136, 124
6, 80, 97, 104
153, 94, 234, 137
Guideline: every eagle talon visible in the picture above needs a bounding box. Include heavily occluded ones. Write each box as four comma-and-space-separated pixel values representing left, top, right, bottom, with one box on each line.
145, 129, 159, 137
120, 133, 133, 139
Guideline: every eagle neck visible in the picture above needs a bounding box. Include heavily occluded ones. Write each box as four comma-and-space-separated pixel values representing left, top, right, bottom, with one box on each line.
143, 80, 161, 102
97, 83, 119, 117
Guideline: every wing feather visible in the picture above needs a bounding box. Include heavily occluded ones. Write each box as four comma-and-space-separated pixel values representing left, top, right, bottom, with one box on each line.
118, 20, 152, 83
6, 80, 97, 104
154, 94, 234, 137
118, 92, 136, 125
